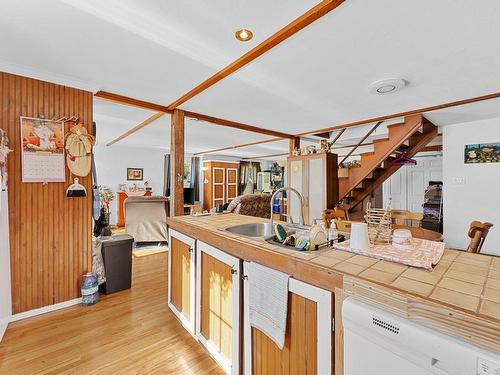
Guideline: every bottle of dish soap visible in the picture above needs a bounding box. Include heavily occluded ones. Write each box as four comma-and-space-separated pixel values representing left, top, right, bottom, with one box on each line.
328, 220, 338, 242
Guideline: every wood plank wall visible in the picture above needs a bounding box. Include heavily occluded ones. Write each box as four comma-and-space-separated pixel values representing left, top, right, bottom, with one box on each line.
0, 72, 93, 314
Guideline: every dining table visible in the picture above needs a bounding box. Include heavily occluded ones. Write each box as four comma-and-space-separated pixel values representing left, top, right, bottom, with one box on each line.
393, 224, 444, 242
337, 221, 444, 242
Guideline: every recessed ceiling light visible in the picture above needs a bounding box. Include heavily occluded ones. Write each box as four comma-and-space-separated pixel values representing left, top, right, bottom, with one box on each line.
235, 28, 253, 42
369, 78, 407, 95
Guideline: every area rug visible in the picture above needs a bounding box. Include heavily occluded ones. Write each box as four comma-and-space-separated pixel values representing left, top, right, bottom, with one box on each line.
132, 243, 168, 258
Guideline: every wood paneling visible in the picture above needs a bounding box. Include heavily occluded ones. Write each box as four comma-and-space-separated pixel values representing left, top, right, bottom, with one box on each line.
200, 251, 233, 362
169, 237, 191, 317
0, 71, 92, 314
251, 292, 318, 375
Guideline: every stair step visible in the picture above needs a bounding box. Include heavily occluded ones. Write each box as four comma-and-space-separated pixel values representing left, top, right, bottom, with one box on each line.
372, 137, 389, 144
386, 122, 405, 129
360, 151, 375, 157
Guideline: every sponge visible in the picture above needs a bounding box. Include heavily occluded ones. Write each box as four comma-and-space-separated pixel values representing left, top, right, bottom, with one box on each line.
274, 223, 288, 242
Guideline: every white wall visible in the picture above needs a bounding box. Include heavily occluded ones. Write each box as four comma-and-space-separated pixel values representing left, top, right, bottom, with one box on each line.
94, 145, 166, 225
443, 117, 500, 255
0, 190, 12, 340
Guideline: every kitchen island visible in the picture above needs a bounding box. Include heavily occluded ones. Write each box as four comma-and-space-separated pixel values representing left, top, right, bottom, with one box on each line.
166, 213, 500, 374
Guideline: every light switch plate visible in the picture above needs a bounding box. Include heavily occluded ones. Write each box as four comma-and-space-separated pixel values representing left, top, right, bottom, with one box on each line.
453, 177, 466, 185
477, 357, 500, 375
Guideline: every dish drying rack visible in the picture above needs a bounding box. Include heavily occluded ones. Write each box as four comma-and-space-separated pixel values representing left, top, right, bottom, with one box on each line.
364, 202, 392, 245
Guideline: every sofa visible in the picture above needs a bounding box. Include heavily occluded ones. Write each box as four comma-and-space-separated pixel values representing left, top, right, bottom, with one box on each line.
226, 193, 272, 219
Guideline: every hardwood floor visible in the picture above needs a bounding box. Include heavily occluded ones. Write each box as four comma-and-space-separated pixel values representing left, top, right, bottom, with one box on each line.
0, 252, 225, 375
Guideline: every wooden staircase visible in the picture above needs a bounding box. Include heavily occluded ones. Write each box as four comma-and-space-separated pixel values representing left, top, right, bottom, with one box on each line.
338, 114, 438, 210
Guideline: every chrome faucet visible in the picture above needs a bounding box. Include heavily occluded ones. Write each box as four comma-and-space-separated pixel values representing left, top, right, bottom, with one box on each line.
270, 187, 305, 229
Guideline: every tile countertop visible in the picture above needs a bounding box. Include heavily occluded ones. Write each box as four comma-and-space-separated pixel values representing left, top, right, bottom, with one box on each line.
167, 213, 500, 352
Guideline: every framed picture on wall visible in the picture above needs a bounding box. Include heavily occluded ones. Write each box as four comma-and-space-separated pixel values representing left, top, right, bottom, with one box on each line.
464, 143, 500, 163
127, 168, 143, 181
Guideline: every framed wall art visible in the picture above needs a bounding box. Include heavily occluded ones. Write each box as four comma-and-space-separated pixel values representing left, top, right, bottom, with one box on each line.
464, 143, 500, 164
127, 167, 143, 181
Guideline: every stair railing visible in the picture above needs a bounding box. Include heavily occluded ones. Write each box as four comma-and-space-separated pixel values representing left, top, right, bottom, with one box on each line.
338, 121, 383, 166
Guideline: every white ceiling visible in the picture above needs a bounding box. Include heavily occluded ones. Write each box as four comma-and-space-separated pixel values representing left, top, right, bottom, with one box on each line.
1, 0, 500, 159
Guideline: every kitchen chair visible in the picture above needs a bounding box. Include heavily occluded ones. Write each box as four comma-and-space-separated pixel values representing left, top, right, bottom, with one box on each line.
467, 221, 493, 253
335, 220, 354, 233
322, 207, 349, 228
390, 210, 409, 226
405, 212, 424, 228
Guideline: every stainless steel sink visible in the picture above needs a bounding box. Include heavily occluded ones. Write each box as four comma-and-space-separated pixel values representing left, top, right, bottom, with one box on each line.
224, 222, 275, 237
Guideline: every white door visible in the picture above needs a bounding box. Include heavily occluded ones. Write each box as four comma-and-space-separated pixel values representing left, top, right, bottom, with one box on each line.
383, 155, 443, 212
383, 166, 407, 210
196, 241, 241, 375
407, 157, 443, 212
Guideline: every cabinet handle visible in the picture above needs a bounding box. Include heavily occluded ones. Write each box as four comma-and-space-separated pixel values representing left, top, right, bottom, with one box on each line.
189, 246, 194, 253
241, 274, 248, 280
231, 268, 238, 275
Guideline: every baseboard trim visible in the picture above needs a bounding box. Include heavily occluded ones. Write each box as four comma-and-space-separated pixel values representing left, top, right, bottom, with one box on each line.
10, 298, 82, 323
0, 318, 8, 341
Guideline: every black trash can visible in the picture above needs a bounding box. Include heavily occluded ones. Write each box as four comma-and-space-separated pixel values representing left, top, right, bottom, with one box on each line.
100, 234, 134, 294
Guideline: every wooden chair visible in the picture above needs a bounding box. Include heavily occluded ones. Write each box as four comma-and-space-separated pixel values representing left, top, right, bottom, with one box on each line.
335, 220, 353, 233
406, 212, 424, 228
467, 221, 493, 253
390, 210, 409, 226
390, 210, 423, 228
322, 207, 349, 228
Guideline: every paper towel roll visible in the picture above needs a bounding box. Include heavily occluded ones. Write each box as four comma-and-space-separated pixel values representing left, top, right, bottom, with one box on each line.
350, 222, 370, 251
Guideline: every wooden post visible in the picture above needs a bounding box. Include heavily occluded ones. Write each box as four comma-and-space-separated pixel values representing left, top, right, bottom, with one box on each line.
289, 137, 300, 155
170, 109, 185, 216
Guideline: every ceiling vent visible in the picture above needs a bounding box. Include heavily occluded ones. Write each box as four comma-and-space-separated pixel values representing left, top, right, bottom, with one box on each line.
369, 78, 407, 95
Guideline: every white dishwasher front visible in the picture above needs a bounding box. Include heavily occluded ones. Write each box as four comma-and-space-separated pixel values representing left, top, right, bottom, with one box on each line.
343, 297, 500, 375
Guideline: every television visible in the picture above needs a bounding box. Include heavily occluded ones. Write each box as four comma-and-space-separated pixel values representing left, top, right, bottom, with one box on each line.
184, 187, 195, 205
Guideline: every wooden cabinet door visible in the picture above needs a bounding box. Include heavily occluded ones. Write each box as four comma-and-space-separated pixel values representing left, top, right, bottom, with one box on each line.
168, 229, 196, 334
196, 241, 241, 375
213, 167, 226, 208
226, 168, 238, 204
243, 262, 332, 375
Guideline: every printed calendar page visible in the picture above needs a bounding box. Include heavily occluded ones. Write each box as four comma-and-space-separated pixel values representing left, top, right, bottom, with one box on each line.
20, 117, 65, 183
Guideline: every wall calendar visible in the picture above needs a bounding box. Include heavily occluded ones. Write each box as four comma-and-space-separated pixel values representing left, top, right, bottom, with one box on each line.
20, 117, 65, 183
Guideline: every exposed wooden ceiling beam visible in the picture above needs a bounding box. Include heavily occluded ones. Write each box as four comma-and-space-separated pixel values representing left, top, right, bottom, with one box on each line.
106, 112, 166, 146
242, 152, 289, 160
95, 91, 172, 113
185, 111, 293, 139
193, 137, 283, 156
97, 91, 293, 145
297, 91, 500, 136
166, 0, 345, 110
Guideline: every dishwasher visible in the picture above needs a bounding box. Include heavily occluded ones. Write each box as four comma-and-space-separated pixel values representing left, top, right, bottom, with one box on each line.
343, 297, 500, 375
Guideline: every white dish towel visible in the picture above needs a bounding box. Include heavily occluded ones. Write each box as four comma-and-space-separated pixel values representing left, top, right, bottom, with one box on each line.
248, 262, 289, 349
